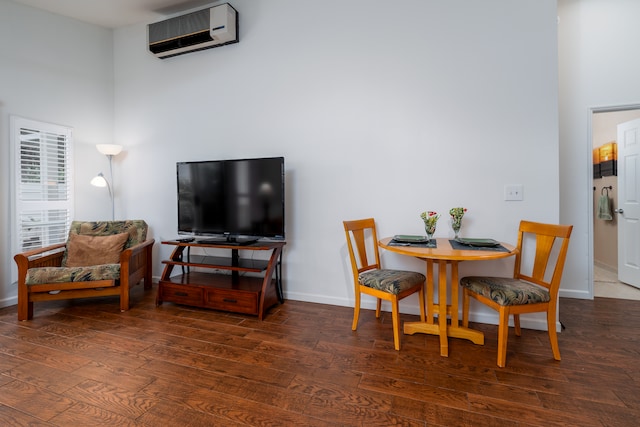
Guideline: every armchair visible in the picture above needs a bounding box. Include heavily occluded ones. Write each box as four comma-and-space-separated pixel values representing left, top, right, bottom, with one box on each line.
14, 220, 154, 321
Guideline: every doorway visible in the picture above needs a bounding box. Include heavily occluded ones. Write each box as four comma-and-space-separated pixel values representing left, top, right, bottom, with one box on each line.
591, 106, 640, 300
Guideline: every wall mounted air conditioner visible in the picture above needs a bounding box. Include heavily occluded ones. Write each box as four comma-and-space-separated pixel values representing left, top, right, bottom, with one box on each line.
148, 3, 238, 59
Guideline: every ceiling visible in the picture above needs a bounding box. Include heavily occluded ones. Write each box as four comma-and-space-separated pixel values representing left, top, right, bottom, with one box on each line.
10, 0, 219, 28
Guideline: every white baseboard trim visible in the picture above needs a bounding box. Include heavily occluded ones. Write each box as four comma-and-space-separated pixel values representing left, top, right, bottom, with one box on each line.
559, 288, 592, 299
283, 291, 424, 315
0, 296, 17, 309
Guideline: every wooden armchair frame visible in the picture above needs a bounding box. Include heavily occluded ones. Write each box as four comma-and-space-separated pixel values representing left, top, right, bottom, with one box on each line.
15, 228, 154, 321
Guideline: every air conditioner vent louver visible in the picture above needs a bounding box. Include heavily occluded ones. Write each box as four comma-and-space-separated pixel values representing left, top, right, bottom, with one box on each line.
149, 9, 209, 45
148, 3, 238, 59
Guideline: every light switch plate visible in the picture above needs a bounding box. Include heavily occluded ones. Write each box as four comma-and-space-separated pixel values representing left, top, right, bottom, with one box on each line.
504, 184, 524, 201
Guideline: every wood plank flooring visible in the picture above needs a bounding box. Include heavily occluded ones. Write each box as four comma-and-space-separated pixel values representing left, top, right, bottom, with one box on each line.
0, 285, 638, 426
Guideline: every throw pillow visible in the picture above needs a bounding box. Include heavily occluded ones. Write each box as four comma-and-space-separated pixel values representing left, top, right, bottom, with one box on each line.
64, 232, 129, 267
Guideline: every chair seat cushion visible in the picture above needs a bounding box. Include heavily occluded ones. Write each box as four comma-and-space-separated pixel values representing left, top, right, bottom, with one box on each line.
460, 276, 550, 306
25, 264, 121, 285
359, 269, 425, 294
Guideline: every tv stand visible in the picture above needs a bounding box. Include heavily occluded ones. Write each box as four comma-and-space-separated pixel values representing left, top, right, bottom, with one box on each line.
157, 240, 285, 319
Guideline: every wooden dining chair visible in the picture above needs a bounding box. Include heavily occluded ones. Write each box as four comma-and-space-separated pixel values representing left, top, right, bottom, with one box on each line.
343, 218, 426, 350
460, 220, 573, 367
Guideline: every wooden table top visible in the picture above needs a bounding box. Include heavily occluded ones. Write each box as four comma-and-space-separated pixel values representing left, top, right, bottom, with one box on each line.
379, 237, 517, 261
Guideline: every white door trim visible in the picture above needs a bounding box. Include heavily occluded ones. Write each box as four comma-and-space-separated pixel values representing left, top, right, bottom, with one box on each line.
588, 104, 640, 299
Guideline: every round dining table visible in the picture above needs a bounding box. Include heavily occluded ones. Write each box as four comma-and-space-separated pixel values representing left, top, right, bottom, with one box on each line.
379, 237, 517, 357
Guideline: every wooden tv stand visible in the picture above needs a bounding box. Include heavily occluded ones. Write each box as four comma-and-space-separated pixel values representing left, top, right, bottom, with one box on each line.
157, 239, 285, 320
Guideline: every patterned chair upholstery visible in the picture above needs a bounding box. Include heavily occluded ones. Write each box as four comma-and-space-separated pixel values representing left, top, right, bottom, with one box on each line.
14, 220, 155, 321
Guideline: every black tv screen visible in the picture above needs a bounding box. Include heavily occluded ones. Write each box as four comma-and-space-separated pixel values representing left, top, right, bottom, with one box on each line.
177, 157, 285, 241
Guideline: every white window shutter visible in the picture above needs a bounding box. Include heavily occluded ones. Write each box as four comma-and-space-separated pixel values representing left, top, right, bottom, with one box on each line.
10, 116, 74, 257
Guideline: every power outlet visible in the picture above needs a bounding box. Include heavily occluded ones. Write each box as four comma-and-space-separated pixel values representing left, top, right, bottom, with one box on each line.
504, 184, 524, 201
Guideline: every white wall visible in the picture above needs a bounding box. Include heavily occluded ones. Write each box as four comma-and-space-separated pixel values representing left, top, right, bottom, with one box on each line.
558, 0, 640, 299
0, 0, 563, 330
113, 0, 560, 327
0, 0, 114, 306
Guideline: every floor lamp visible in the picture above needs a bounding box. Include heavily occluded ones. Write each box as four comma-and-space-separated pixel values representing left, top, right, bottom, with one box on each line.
91, 144, 122, 220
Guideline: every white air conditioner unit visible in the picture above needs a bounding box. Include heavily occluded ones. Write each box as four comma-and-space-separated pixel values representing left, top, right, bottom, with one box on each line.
148, 3, 238, 59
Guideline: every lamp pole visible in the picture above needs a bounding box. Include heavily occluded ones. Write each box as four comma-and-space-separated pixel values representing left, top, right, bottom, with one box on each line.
95, 144, 122, 220
107, 154, 115, 220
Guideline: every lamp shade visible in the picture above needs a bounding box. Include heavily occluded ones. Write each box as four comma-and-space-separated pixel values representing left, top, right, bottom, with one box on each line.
96, 144, 123, 156
90, 173, 108, 187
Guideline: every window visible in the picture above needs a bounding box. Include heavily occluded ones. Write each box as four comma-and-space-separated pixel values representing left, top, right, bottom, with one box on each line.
10, 116, 74, 257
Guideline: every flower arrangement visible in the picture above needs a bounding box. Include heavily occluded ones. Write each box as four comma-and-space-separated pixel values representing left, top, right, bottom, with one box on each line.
449, 207, 467, 238
420, 211, 440, 239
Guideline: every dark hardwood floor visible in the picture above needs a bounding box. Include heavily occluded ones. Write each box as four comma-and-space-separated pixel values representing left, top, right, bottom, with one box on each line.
0, 285, 638, 426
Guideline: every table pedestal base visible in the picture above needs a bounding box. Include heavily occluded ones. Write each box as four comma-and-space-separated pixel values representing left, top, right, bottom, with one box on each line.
404, 321, 485, 357
404, 258, 485, 357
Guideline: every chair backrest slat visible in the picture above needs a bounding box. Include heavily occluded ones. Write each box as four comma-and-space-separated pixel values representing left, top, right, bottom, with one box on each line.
531, 234, 556, 280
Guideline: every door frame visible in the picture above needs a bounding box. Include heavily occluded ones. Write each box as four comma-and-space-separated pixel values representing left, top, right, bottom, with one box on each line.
588, 103, 640, 298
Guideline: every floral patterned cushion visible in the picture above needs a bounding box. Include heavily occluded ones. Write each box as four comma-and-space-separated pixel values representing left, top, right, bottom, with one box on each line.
359, 269, 425, 294
69, 220, 147, 249
460, 276, 550, 306
25, 264, 121, 285
61, 220, 148, 266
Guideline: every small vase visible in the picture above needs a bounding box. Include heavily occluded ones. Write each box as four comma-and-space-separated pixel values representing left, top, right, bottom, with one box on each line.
451, 218, 462, 239
425, 225, 436, 242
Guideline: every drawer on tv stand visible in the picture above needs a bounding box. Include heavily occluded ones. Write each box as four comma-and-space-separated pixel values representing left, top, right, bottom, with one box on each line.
159, 282, 204, 305
205, 288, 258, 314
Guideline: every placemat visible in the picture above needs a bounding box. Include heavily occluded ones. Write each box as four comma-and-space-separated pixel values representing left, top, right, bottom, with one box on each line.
388, 240, 437, 248
449, 239, 510, 252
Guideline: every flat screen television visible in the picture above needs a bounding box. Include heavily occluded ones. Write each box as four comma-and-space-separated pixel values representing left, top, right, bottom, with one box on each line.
177, 157, 285, 244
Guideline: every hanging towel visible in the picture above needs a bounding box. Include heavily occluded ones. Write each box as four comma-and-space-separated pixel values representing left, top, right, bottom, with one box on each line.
598, 194, 613, 220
